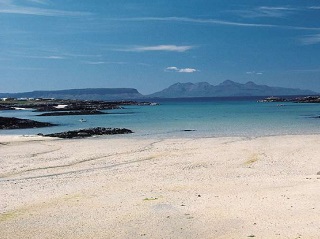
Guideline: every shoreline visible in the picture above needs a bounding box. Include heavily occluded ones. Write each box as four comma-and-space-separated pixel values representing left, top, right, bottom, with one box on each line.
2, 130, 320, 141
1, 134, 320, 238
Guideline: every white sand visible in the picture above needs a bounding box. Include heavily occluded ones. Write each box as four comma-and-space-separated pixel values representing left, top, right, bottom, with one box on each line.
0, 134, 320, 239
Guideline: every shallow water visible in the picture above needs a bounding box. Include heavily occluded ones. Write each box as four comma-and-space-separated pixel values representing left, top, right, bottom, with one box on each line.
1, 97, 320, 138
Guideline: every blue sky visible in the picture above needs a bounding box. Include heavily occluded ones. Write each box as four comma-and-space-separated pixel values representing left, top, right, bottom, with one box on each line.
1, 0, 320, 94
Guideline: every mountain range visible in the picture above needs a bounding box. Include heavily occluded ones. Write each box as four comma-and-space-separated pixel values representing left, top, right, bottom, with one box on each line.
149, 80, 316, 98
0, 80, 317, 100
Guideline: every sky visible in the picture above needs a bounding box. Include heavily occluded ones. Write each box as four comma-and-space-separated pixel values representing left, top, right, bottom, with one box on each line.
1, 0, 320, 94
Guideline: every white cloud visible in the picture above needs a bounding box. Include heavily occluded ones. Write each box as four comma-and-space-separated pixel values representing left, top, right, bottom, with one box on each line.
166, 66, 179, 71
0, 0, 90, 16
123, 45, 194, 52
300, 34, 320, 45
165, 66, 198, 73
178, 68, 198, 73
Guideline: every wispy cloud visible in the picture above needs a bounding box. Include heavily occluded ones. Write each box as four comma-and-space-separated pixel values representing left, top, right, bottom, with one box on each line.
83, 61, 152, 67
120, 45, 195, 52
233, 6, 297, 18
115, 17, 320, 31
22, 55, 67, 60
26, 0, 50, 5
61, 53, 102, 58
246, 71, 263, 75
84, 61, 127, 65
44, 55, 65, 59
259, 6, 295, 11
117, 17, 276, 28
0, 0, 90, 16
287, 68, 320, 73
0, 66, 45, 71
233, 5, 320, 18
7, 50, 103, 60
165, 66, 198, 73
300, 34, 320, 45
308, 6, 320, 10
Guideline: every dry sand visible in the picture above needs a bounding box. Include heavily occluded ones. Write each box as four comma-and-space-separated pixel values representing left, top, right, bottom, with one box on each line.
0, 134, 320, 239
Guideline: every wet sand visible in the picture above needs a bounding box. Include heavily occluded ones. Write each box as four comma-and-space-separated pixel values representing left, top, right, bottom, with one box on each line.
0, 134, 320, 238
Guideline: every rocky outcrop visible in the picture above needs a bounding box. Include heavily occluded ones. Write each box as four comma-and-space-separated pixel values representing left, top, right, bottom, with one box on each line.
259, 96, 320, 103
37, 110, 106, 116
0, 105, 14, 110
40, 127, 133, 138
0, 117, 56, 129
292, 96, 320, 103
1, 99, 158, 112
34, 100, 122, 112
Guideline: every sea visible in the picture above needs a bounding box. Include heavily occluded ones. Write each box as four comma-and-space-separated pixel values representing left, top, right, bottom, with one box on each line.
1, 97, 320, 138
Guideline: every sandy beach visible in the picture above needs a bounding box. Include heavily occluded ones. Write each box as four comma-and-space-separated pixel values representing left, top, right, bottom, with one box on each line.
0, 134, 320, 239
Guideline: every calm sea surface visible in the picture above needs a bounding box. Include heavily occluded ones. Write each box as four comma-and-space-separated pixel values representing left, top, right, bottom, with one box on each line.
1, 97, 320, 138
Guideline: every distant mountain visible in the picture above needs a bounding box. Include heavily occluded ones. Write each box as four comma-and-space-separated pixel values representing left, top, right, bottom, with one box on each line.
0, 88, 143, 101
0, 81, 317, 101
148, 80, 317, 98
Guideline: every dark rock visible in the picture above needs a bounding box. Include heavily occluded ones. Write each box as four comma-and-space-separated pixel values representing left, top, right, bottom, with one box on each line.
37, 110, 106, 116
34, 101, 121, 112
258, 97, 286, 102
0, 105, 15, 110
0, 99, 159, 113
42, 127, 133, 139
32, 100, 158, 112
0, 117, 56, 130
292, 96, 320, 103
259, 96, 320, 103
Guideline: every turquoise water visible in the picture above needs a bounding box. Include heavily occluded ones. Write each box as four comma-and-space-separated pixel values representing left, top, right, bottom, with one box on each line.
1, 97, 320, 138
